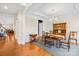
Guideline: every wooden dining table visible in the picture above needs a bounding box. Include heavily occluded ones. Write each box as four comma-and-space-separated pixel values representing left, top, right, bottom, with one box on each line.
29, 33, 65, 48
44, 34, 65, 48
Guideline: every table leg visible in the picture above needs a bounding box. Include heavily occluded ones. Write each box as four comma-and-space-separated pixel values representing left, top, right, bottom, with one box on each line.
56, 40, 59, 48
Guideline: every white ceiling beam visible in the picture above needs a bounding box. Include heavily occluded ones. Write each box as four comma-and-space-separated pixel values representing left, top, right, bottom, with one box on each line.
22, 3, 33, 14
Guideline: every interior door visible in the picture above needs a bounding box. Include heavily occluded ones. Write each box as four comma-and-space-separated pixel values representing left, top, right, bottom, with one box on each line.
38, 20, 43, 36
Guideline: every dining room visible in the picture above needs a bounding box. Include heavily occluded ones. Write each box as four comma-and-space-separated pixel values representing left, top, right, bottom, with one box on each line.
0, 3, 79, 56
27, 3, 79, 56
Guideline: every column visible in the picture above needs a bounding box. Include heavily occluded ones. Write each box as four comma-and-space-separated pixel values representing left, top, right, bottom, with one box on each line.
14, 4, 32, 44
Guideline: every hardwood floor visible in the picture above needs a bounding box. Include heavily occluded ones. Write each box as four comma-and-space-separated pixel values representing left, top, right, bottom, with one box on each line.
0, 35, 50, 56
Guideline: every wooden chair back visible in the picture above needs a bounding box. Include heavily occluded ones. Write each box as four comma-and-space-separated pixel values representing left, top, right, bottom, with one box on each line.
70, 31, 77, 39
70, 31, 77, 45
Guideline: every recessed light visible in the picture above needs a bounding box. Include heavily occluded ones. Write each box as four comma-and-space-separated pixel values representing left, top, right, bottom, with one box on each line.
4, 6, 8, 10
52, 9, 55, 11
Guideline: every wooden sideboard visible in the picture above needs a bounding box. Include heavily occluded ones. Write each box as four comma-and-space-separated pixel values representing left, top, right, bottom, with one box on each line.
53, 23, 66, 40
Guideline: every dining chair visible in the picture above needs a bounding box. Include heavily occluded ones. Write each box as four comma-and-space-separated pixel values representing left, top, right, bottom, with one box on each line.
70, 31, 77, 46
29, 34, 37, 42
59, 32, 71, 52
43, 32, 52, 48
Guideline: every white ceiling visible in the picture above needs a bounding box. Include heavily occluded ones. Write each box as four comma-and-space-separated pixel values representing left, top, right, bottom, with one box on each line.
26, 3, 79, 19
0, 3, 25, 14
0, 3, 79, 19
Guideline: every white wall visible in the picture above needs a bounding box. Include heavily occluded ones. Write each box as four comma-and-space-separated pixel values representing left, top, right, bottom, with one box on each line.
0, 13, 15, 29
24, 12, 79, 44
0, 11, 54, 44
15, 14, 39, 44
2, 12, 79, 44
25, 16, 54, 35
43, 19, 53, 32
25, 15, 38, 35
14, 12, 79, 44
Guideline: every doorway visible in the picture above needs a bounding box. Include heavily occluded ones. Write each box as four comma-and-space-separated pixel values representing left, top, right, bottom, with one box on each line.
38, 20, 43, 36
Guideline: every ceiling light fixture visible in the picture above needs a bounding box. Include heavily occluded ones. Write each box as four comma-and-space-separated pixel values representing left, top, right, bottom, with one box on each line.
3, 6, 8, 10
52, 9, 55, 11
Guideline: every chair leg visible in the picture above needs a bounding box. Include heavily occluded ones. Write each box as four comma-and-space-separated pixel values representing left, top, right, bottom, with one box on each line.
44, 39, 48, 46
68, 44, 70, 52
48, 41, 51, 48
76, 40, 77, 46
56, 40, 59, 48
52, 40, 54, 46
59, 41, 62, 48
44, 41, 46, 45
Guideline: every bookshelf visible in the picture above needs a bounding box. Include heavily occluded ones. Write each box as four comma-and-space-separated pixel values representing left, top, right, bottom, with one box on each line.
53, 23, 66, 39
